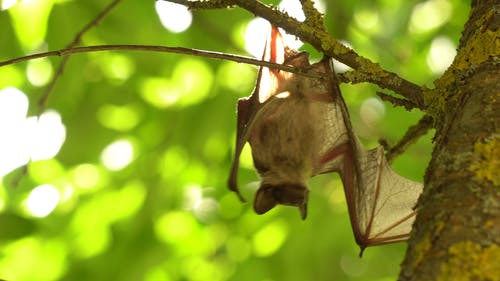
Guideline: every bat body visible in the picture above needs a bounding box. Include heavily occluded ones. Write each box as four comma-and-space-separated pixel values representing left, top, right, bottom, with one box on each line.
228, 26, 423, 253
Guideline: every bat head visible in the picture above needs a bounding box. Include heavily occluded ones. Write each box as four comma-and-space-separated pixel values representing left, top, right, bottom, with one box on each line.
254, 183, 309, 219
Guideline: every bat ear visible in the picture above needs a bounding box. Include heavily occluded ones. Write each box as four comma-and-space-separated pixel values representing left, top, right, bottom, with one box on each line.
254, 185, 278, 215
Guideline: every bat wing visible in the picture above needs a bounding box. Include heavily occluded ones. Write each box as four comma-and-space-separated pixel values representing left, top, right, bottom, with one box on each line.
315, 61, 423, 254
351, 143, 422, 254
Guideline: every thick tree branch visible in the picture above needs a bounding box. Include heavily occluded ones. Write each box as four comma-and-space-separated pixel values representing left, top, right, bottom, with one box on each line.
165, 0, 425, 109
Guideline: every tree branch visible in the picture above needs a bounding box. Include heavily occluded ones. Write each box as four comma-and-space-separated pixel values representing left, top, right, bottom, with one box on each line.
0, 44, 322, 79
165, 0, 235, 9
377, 91, 419, 111
38, 0, 123, 115
165, 0, 426, 109
385, 115, 434, 163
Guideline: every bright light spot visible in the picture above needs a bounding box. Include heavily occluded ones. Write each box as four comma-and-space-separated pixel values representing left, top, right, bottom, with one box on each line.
155, 211, 198, 244
100, 54, 135, 82
72, 164, 100, 189
26, 184, 60, 217
29, 111, 66, 161
427, 36, 456, 74
183, 184, 203, 210
354, 9, 380, 31
100, 139, 134, 171
140, 59, 213, 108
244, 18, 270, 58
279, 0, 305, 21
97, 104, 140, 131
193, 197, 219, 223
27, 58, 53, 86
360, 97, 385, 126
409, 0, 452, 34
252, 220, 288, 257
1, 0, 17, 10
0, 88, 66, 177
333, 59, 351, 73
155, 1, 192, 33
140, 77, 180, 108
275, 91, 290, 99
0, 87, 28, 122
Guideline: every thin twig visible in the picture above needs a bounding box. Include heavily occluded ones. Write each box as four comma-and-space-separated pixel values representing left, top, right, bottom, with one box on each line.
377, 91, 419, 111
166, 0, 426, 109
0, 44, 324, 79
385, 115, 434, 163
38, 0, 123, 115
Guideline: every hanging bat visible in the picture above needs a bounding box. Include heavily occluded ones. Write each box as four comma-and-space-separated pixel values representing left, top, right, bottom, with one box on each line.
228, 25, 423, 254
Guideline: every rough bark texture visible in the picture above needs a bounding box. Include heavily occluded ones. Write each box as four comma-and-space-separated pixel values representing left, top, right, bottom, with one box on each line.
399, 1, 500, 280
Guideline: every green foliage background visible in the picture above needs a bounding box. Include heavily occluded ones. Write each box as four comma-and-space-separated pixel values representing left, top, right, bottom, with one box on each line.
0, 0, 468, 280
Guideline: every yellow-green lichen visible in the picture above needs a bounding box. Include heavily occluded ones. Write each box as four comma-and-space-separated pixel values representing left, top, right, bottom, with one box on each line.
425, 11, 500, 117
469, 134, 500, 187
301, 0, 324, 30
438, 241, 500, 281
412, 234, 432, 269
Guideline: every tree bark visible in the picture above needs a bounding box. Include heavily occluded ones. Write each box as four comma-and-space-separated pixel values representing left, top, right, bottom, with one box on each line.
399, 1, 500, 280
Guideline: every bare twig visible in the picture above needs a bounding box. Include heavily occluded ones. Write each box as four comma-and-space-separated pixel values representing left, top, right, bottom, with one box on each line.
377, 91, 419, 111
165, 0, 426, 109
38, 0, 123, 115
0, 44, 323, 79
385, 115, 434, 163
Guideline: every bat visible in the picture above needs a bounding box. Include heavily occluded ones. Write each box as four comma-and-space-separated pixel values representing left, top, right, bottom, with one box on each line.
228, 25, 423, 254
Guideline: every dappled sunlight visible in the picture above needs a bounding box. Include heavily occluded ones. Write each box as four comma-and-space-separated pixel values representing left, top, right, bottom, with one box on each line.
360, 97, 386, 127
0, 88, 66, 177
155, 1, 192, 33
99, 53, 135, 83
26, 58, 53, 87
28, 111, 66, 161
7, 0, 53, 51
100, 139, 135, 171
1, 0, 17, 10
25, 184, 60, 218
0, 237, 66, 281
409, 0, 452, 34
140, 59, 213, 108
427, 36, 457, 74
70, 164, 100, 190
252, 220, 288, 257
354, 9, 380, 33
97, 103, 141, 132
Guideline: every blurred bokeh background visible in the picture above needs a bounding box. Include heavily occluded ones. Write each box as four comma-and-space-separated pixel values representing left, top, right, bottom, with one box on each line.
0, 0, 468, 280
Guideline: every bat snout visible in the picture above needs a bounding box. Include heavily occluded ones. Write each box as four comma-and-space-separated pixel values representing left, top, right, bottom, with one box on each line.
253, 183, 309, 219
